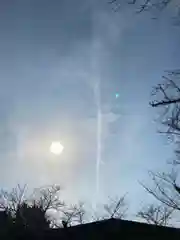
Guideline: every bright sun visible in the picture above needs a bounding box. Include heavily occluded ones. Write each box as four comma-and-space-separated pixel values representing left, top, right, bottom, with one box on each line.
50, 141, 64, 155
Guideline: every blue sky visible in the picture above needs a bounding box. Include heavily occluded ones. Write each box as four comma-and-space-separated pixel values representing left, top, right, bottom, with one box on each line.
0, 0, 180, 217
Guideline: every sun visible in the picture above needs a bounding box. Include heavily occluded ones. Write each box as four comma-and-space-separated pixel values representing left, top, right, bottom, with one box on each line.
50, 141, 64, 155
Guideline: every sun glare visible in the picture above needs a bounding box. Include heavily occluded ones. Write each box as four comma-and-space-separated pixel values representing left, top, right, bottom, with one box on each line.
50, 141, 64, 155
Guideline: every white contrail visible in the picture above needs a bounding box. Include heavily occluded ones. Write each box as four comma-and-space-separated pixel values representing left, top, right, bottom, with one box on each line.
90, 39, 102, 203
94, 78, 102, 198
91, 4, 104, 205
91, 36, 103, 203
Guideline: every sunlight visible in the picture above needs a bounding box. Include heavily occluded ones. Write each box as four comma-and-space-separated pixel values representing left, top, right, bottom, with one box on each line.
50, 141, 64, 155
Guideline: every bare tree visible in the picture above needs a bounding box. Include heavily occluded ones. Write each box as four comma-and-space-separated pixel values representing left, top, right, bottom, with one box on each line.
134, 71, 180, 226
53, 196, 128, 228
0, 184, 64, 214
109, 0, 180, 25
0, 184, 128, 229
139, 170, 180, 212
103, 195, 128, 219
92, 195, 128, 221
0, 184, 27, 216
0, 184, 65, 229
109, 0, 176, 13
14, 202, 50, 230
108, 1, 180, 227
150, 70, 180, 164
137, 204, 174, 226
60, 202, 86, 227
31, 185, 64, 212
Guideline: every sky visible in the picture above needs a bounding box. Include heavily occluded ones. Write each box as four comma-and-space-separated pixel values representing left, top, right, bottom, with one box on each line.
0, 0, 180, 218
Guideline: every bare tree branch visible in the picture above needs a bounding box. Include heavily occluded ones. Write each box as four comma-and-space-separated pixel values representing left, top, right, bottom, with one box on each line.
92, 195, 128, 221
103, 195, 128, 219
139, 170, 180, 211
31, 185, 64, 212
60, 202, 86, 227
137, 204, 174, 226
109, 0, 173, 14
0, 184, 27, 216
149, 71, 180, 165
0, 184, 66, 230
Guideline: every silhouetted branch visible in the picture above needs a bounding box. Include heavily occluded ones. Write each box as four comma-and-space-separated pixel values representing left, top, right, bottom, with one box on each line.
140, 170, 180, 211
151, 99, 180, 107
103, 195, 127, 219
149, 71, 180, 165
0, 184, 27, 215
92, 195, 128, 221
31, 185, 64, 212
60, 202, 86, 227
109, 0, 173, 13
137, 204, 174, 226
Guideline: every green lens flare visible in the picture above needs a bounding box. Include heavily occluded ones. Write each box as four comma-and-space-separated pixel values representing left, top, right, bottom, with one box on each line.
115, 93, 119, 98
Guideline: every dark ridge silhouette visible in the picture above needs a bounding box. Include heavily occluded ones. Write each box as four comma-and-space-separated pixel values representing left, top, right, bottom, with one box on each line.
43, 218, 180, 240
1, 216, 180, 239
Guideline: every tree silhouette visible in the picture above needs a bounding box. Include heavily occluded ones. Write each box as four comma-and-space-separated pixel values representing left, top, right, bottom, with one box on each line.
102, 195, 128, 219
0, 210, 13, 238
109, 0, 177, 14
0, 184, 64, 231
92, 195, 128, 221
0, 184, 27, 216
30, 185, 64, 212
60, 202, 86, 227
0, 183, 129, 235
130, 70, 180, 225
14, 202, 49, 230
148, 70, 180, 168
137, 203, 173, 226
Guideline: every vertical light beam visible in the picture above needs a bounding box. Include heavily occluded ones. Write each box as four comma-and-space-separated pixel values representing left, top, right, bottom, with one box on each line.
94, 79, 102, 198
91, 5, 103, 206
